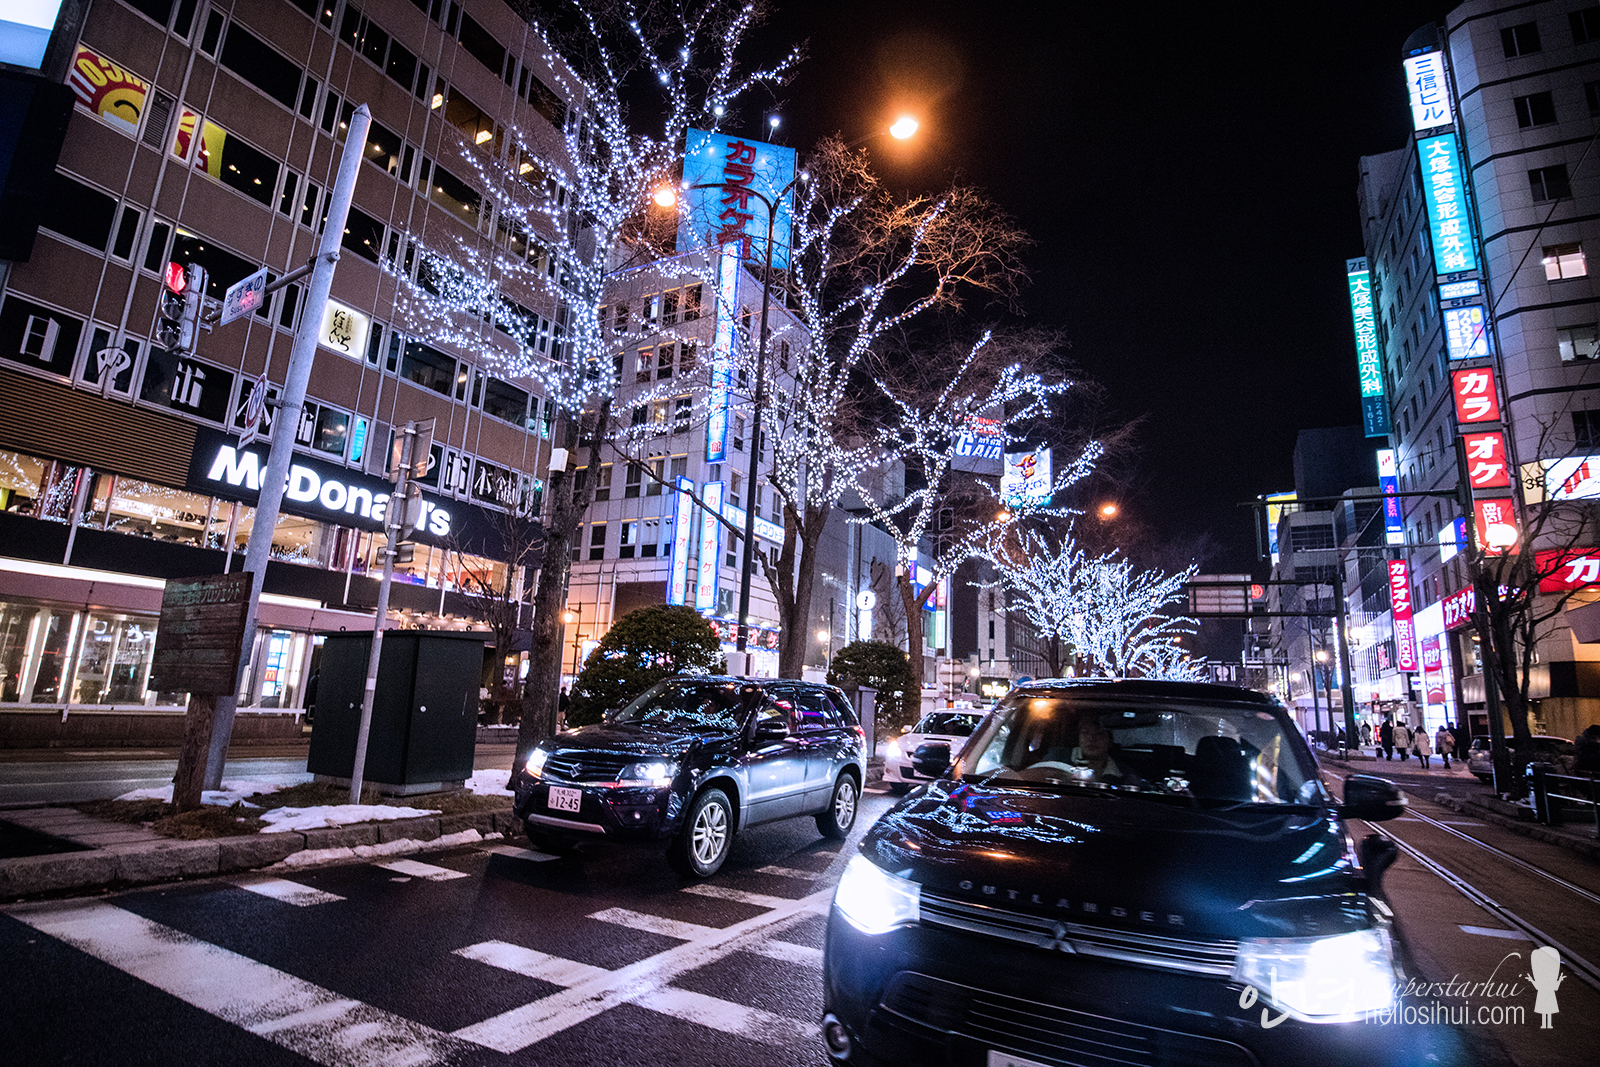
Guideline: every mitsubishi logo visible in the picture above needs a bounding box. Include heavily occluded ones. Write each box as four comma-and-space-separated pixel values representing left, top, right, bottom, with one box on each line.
1039, 922, 1076, 954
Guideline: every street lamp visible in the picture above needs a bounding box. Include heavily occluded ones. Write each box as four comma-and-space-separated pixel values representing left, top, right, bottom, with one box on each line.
562, 607, 582, 681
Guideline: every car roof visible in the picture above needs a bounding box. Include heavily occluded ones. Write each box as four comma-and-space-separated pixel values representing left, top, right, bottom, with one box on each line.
664, 675, 837, 691
1010, 677, 1279, 707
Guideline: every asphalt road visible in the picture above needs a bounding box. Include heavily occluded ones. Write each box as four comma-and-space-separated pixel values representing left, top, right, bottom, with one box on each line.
3, 769, 1597, 1066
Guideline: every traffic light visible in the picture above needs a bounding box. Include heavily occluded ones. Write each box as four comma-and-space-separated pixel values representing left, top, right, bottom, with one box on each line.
156, 261, 206, 354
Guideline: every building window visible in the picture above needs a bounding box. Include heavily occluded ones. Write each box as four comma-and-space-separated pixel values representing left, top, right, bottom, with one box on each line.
594, 463, 612, 501
1502, 21, 1542, 57
619, 521, 637, 559
1514, 91, 1556, 128
1529, 164, 1571, 202
645, 456, 665, 496
1575, 410, 1600, 449
589, 523, 606, 560
625, 462, 642, 498
1557, 323, 1600, 361
400, 341, 455, 394
1572, 6, 1600, 43
657, 344, 674, 380
733, 416, 745, 452
1543, 243, 1587, 279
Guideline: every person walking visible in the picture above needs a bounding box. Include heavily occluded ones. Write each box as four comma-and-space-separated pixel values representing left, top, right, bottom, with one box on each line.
1414, 726, 1432, 769
557, 685, 570, 730
1379, 719, 1394, 760
1436, 724, 1455, 769
1361, 721, 1373, 749
1394, 720, 1411, 761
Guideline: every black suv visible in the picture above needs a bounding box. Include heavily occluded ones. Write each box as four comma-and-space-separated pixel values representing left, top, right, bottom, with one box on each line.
822, 678, 1458, 1066
513, 676, 865, 877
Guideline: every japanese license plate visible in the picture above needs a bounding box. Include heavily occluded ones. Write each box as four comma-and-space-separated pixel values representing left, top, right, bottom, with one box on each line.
988, 1053, 1053, 1067
547, 785, 582, 813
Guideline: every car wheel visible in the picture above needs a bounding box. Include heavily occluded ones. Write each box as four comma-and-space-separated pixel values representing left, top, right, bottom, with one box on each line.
669, 788, 734, 878
888, 781, 912, 796
816, 773, 859, 839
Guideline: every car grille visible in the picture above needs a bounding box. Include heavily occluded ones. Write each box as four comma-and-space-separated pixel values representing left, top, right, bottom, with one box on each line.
919, 891, 1237, 976
541, 752, 633, 782
880, 971, 1258, 1067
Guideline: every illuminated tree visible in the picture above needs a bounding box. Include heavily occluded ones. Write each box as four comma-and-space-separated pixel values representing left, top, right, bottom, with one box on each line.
385, 1, 797, 760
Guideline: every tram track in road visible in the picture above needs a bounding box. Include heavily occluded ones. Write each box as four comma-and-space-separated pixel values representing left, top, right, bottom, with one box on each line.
1326, 769, 1600, 993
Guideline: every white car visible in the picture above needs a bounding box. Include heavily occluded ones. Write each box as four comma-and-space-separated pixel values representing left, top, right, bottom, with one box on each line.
882, 711, 986, 794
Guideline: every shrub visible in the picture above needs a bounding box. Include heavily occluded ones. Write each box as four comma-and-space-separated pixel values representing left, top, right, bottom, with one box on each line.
827, 640, 919, 734
567, 605, 725, 726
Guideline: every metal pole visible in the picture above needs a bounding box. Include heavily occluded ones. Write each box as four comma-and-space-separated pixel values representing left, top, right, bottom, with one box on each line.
1333, 564, 1359, 755
349, 422, 413, 803
201, 106, 371, 789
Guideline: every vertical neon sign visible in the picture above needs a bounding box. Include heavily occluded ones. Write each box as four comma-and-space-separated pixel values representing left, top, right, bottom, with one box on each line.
695, 480, 725, 611
1346, 258, 1390, 437
706, 243, 739, 463
667, 476, 695, 605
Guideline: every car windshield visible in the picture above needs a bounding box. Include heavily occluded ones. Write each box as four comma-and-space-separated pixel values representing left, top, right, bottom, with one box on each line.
612, 679, 747, 733
915, 713, 982, 736
962, 692, 1323, 805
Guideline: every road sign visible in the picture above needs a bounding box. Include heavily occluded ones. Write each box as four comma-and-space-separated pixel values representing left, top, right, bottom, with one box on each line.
221, 268, 269, 326
148, 573, 252, 694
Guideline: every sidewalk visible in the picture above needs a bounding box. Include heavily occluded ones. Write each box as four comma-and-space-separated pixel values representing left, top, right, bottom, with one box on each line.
1319, 750, 1600, 861
0, 740, 518, 902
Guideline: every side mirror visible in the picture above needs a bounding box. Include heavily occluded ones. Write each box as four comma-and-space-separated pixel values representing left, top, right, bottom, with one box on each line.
753, 717, 789, 741
1340, 774, 1406, 822
911, 741, 952, 779
1358, 833, 1399, 890
900, 725, 912, 734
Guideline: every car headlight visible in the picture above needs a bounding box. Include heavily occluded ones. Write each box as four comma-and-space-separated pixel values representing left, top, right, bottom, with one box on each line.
833, 854, 921, 935
886, 739, 902, 759
1233, 927, 1397, 1022
618, 760, 677, 788
526, 747, 549, 779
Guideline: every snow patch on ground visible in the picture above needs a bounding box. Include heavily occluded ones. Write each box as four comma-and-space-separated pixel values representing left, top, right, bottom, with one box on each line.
274, 829, 488, 868
463, 770, 514, 796
114, 779, 292, 806
258, 804, 442, 833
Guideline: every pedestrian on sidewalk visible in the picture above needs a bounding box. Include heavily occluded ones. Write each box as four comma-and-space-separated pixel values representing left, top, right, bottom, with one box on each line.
1437, 724, 1455, 769
1394, 721, 1411, 761
1361, 721, 1373, 749
1576, 724, 1600, 773
1414, 727, 1432, 769
1379, 719, 1394, 760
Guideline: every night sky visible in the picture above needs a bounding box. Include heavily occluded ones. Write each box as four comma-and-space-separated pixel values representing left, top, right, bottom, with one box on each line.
756, 1, 1451, 571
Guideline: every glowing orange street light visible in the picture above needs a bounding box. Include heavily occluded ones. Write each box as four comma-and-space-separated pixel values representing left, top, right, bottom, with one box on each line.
890, 115, 919, 140
652, 186, 678, 208
1098, 503, 1119, 519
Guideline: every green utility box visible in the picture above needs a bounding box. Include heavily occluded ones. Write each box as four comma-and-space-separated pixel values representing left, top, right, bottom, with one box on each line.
306, 630, 486, 795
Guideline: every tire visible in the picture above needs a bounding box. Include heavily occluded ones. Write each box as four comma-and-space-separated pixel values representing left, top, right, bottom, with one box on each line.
668, 788, 734, 878
816, 773, 859, 839
888, 782, 912, 796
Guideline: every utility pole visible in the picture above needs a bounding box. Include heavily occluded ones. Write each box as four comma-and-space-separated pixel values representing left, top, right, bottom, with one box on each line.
349, 418, 432, 802
197, 106, 371, 790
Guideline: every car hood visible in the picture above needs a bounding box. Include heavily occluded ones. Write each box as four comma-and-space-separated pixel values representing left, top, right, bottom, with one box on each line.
861, 779, 1368, 941
547, 722, 727, 759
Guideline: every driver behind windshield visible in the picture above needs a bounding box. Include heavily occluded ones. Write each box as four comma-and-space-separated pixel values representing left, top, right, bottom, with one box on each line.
1072, 715, 1140, 784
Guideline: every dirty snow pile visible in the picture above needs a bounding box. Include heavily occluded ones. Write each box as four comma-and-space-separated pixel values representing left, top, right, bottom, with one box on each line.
114, 780, 293, 807
463, 770, 514, 796
258, 804, 442, 833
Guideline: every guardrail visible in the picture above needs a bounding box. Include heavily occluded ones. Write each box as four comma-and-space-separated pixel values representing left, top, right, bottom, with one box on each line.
1530, 764, 1600, 839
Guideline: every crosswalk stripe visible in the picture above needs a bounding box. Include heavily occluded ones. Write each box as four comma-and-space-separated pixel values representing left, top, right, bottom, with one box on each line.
5, 900, 470, 1067
681, 884, 797, 908
753, 864, 826, 881
482, 843, 560, 863
375, 859, 469, 881
587, 907, 717, 941
455, 888, 832, 1052
748, 939, 824, 966
454, 941, 611, 985
226, 875, 344, 907
632, 986, 815, 1046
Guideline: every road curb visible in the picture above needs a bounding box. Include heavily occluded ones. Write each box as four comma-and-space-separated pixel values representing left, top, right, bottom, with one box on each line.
1, 806, 516, 902
1427, 791, 1600, 862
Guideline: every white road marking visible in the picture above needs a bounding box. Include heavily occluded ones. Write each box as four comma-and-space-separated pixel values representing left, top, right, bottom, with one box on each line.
754, 864, 825, 881
587, 907, 716, 941
226, 875, 345, 907
482, 843, 560, 863
375, 859, 469, 881
1460, 925, 1532, 941
4, 900, 470, 1067
747, 939, 824, 966
455, 888, 831, 1052
633, 986, 815, 1046
454, 941, 611, 985
681, 884, 797, 908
